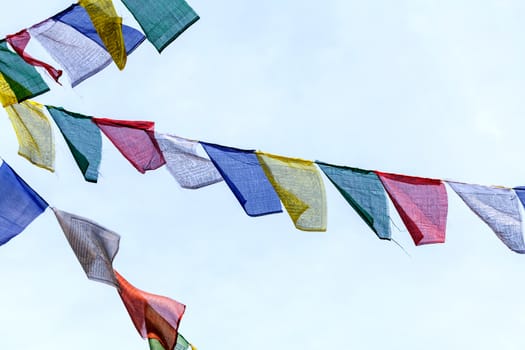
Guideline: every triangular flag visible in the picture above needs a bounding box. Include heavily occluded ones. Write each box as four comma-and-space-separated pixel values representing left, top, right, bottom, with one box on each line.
155, 134, 223, 189
121, 0, 199, 52
5, 101, 55, 171
375, 172, 448, 245
46, 106, 102, 182
257, 152, 326, 231
6, 29, 63, 83
29, 4, 144, 87
449, 182, 525, 253
0, 40, 49, 106
79, 0, 127, 70
317, 161, 391, 240
201, 142, 282, 216
116, 271, 186, 350
0, 161, 48, 245
52, 208, 120, 287
93, 118, 165, 173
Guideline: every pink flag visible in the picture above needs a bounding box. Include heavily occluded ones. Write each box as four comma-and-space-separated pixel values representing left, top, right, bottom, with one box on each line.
93, 118, 165, 173
375, 171, 448, 245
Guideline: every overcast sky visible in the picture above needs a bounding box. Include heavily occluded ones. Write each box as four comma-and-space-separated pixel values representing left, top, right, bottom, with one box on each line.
1, 1, 525, 349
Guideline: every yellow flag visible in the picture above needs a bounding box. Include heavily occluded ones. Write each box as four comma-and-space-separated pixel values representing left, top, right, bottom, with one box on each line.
0, 73, 17, 107
79, 0, 127, 70
256, 152, 327, 231
5, 101, 55, 171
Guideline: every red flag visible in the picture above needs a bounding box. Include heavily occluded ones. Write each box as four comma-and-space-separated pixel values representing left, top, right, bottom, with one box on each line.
6, 29, 63, 84
115, 271, 186, 350
93, 118, 166, 173
375, 172, 448, 245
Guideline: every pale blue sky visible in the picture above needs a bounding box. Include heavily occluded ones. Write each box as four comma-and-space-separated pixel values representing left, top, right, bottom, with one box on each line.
1, 1, 525, 349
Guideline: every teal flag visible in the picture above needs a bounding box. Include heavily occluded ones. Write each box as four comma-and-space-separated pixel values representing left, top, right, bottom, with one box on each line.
0, 40, 49, 104
121, 0, 199, 52
317, 161, 391, 240
46, 106, 102, 182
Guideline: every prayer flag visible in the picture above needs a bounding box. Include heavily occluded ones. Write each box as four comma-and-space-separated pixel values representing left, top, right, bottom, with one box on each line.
376, 172, 448, 245
53, 208, 120, 287
317, 161, 391, 240
121, 0, 199, 52
29, 5, 144, 87
46, 106, 102, 182
6, 30, 63, 83
449, 182, 525, 253
116, 271, 186, 350
0, 40, 49, 106
79, 0, 127, 70
0, 161, 48, 245
5, 101, 55, 171
93, 118, 165, 173
513, 186, 525, 210
257, 152, 326, 231
201, 143, 282, 216
149, 334, 193, 350
155, 134, 223, 189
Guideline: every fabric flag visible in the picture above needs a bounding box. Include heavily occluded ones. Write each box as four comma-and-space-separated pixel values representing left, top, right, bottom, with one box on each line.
155, 133, 223, 189
121, 0, 200, 52
6, 30, 63, 83
200, 142, 282, 217
513, 186, 525, 210
449, 182, 525, 253
0, 40, 49, 107
316, 161, 391, 240
0, 161, 48, 245
376, 172, 448, 245
52, 208, 120, 287
93, 118, 165, 173
46, 106, 102, 182
5, 101, 55, 171
29, 4, 144, 87
79, 0, 127, 70
116, 271, 186, 350
149, 334, 194, 350
256, 152, 326, 231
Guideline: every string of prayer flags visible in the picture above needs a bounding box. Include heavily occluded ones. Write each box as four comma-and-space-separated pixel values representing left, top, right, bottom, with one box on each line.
6, 30, 63, 84
116, 271, 186, 350
78, 0, 127, 70
0, 40, 49, 107
121, 0, 200, 52
29, 4, 144, 87
0, 160, 48, 246
46, 106, 102, 183
200, 142, 282, 216
448, 182, 525, 253
316, 162, 391, 240
155, 134, 223, 189
93, 118, 165, 173
257, 152, 326, 231
5, 101, 55, 171
52, 208, 120, 287
376, 172, 448, 245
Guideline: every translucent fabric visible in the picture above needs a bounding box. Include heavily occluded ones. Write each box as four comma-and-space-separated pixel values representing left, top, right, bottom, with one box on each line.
79, 0, 126, 69
0, 72, 17, 107
5, 101, 55, 171
0, 161, 48, 245
317, 161, 391, 240
155, 134, 223, 189
93, 118, 165, 173
46, 106, 102, 182
53, 208, 120, 287
116, 271, 186, 350
201, 143, 282, 217
257, 152, 326, 231
6, 30, 63, 83
376, 172, 448, 245
0, 40, 49, 106
121, 0, 199, 52
449, 182, 525, 253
